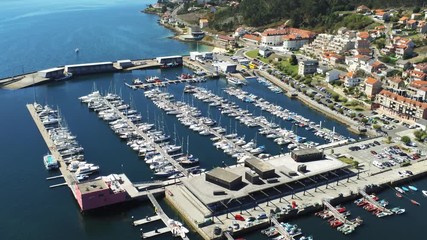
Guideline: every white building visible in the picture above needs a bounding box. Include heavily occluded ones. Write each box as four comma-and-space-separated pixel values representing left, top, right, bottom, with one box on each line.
298, 60, 318, 76
325, 69, 344, 83
213, 62, 237, 73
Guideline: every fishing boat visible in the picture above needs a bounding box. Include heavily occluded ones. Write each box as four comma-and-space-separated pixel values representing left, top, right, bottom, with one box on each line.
43, 154, 59, 170
411, 199, 421, 206
423, 190, 427, 197
409, 185, 418, 191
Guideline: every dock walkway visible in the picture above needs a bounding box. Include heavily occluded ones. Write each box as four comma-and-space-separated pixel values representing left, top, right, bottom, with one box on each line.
125, 78, 206, 90
322, 199, 352, 225
146, 192, 190, 240
359, 189, 392, 214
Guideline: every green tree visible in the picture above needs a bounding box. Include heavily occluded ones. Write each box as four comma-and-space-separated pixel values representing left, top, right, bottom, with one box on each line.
413, 6, 421, 13
413, 130, 427, 142
401, 136, 411, 145
289, 55, 298, 65
373, 124, 381, 130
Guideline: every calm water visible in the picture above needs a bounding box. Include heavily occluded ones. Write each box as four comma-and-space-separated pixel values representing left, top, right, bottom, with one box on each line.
0, 1, 426, 239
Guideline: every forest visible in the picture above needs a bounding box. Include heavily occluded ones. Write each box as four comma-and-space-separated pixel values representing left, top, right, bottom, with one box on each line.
209, 0, 427, 31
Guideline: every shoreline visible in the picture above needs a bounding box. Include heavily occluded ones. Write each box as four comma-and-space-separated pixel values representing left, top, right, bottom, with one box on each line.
256, 70, 374, 137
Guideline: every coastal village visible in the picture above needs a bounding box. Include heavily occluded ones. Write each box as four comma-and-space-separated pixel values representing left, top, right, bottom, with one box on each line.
5, 1, 427, 240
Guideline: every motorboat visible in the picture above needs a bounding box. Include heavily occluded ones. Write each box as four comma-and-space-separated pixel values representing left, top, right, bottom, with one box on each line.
423, 190, 427, 197
408, 185, 418, 191
43, 154, 59, 170
395, 187, 404, 194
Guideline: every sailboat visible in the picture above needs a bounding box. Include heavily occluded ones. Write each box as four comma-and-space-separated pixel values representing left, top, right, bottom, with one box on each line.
75, 48, 80, 54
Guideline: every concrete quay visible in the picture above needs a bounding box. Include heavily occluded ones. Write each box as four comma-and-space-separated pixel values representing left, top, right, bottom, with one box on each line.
164, 137, 427, 239
1, 58, 170, 90
26, 104, 78, 195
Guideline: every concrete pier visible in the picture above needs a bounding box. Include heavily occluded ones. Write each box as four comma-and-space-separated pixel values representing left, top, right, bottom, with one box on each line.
26, 104, 78, 196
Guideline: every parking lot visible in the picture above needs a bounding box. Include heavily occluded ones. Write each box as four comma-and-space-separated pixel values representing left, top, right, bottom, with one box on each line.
332, 137, 426, 175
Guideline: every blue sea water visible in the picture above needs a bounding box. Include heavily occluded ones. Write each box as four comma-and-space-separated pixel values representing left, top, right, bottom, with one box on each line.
0, 1, 426, 240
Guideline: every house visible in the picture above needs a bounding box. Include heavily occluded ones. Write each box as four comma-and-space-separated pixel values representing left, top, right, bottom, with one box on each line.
409, 70, 427, 80
414, 63, 427, 73
242, 34, 260, 44
399, 16, 409, 24
325, 69, 345, 83
375, 90, 427, 120
418, 21, 427, 33
217, 35, 235, 48
234, 27, 247, 37
298, 60, 318, 76
343, 71, 361, 87
387, 76, 405, 90
411, 13, 423, 20
370, 61, 387, 73
364, 77, 382, 98
395, 59, 412, 70
258, 47, 272, 58
406, 20, 418, 30
199, 18, 209, 29
356, 5, 371, 13
375, 10, 390, 21
408, 80, 427, 100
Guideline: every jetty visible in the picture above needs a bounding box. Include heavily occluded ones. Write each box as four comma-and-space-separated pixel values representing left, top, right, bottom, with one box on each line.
125, 77, 207, 90
271, 217, 294, 240
1, 56, 182, 90
26, 104, 78, 193
134, 191, 190, 239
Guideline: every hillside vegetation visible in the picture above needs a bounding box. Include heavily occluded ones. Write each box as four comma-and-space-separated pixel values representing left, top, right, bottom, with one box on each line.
209, 0, 427, 32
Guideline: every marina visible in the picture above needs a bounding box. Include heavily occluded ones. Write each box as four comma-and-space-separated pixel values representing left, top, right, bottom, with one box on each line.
4, 1, 427, 240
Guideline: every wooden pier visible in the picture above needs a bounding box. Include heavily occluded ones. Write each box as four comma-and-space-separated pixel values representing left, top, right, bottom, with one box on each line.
26, 104, 78, 195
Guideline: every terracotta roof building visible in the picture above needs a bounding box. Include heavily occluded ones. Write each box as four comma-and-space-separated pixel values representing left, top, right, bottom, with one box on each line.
375, 90, 427, 120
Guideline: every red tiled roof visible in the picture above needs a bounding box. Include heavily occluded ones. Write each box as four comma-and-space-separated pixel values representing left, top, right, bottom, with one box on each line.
410, 80, 427, 88
218, 35, 234, 41
378, 90, 427, 109
415, 63, 427, 72
400, 16, 409, 21
347, 71, 355, 77
388, 77, 403, 84
365, 77, 378, 85
358, 31, 369, 39
407, 19, 418, 24
242, 34, 260, 42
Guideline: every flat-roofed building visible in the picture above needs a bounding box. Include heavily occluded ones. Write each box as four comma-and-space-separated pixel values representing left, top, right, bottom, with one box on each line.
205, 168, 242, 190
64, 62, 115, 75
244, 158, 275, 178
291, 148, 324, 162
156, 55, 183, 65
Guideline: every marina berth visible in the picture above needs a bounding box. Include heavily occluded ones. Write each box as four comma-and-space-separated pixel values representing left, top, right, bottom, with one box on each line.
79, 91, 198, 177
